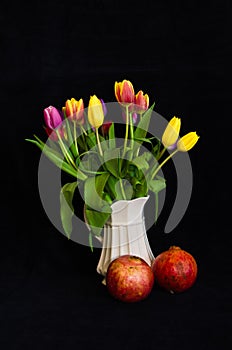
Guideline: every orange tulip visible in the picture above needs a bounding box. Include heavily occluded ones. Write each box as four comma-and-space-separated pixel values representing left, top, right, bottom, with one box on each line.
64, 98, 84, 124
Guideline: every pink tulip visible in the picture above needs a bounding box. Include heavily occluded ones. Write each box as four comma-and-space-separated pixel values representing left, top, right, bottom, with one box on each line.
44, 106, 63, 130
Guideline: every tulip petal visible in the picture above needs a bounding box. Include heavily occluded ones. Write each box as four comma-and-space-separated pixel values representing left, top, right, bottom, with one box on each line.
177, 132, 200, 152
88, 95, 104, 128
162, 116, 181, 148
44, 106, 63, 130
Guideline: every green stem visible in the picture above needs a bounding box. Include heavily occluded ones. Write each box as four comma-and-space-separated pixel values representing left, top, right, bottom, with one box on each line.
152, 149, 178, 179
73, 121, 79, 156
119, 178, 126, 200
64, 118, 78, 158
80, 124, 87, 136
156, 147, 166, 161
96, 127, 103, 156
154, 192, 159, 224
56, 131, 77, 169
135, 112, 144, 157
129, 112, 134, 150
122, 105, 129, 158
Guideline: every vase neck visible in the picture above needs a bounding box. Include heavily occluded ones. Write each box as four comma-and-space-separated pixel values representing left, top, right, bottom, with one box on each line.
110, 196, 149, 226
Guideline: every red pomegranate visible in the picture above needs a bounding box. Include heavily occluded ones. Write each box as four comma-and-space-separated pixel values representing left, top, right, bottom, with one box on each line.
152, 246, 197, 293
106, 255, 154, 302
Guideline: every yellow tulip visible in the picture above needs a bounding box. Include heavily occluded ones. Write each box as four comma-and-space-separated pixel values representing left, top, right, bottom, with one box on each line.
177, 132, 200, 152
162, 116, 181, 149
88, 95, 104, 129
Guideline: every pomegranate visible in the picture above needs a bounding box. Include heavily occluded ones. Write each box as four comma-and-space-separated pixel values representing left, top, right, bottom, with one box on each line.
152, 246, 197, 293
106, 255, 154, 302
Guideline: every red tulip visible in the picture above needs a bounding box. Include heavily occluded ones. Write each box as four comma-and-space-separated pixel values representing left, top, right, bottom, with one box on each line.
134, 90, 149, 113
101, 121, 112, 136
114, 80, 135, 105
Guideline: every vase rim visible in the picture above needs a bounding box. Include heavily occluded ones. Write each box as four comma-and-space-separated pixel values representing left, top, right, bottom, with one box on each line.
110, 195, 150, 212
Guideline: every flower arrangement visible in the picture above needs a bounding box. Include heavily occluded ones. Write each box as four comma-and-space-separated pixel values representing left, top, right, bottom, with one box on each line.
26, 79, 199, 248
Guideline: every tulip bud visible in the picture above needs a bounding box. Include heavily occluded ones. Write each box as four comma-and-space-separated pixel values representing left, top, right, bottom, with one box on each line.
134, 90, 149, 112
162, 116, 181, 149
65, 98, 84, 124
114, 79, 135, 105
177, 132, 200, 152
100, 99, 107, 116
43, 106, 63, 130
88, 95, 104, 129
101, 121, 112, 136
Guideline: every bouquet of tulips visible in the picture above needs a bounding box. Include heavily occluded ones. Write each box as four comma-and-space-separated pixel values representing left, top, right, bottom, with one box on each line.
26, 79, 199, 246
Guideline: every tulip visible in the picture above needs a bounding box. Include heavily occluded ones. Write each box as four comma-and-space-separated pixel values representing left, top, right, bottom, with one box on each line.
134, 90, 149, 113
65, 98, 84, 124
101, 121, 113, 136
162, 116, 181, 149
44, 106, 63, 130
88, 95, 104, 129
177, 132, 200, 152
114, 79, 135, 105
100, 99, 107, 116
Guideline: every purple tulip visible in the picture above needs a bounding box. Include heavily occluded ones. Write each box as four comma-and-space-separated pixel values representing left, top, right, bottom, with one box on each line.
44, 106, 63, 130
100, 99, 107, 116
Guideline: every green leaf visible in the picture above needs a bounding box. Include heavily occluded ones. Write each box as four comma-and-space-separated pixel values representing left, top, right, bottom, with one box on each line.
105, 175, 118, 199
152, 139, 162, 158
84, 177, 111, 213
108, 123, 116, 149
26, 138, 88, 181
131, 177, 141, 188
60, 182, 78, 239
132, 155, 149, 170
76, 134, 86, 151
95, 173, 111, 198
134, 136, 154, 144
26, 139, 78, 178
65, 119, 78, 158
134, 102, 155, 141
85, 207, 111, 236
103, 148, 121, 178
86, 132, 97, 149
148, 178, 166, 193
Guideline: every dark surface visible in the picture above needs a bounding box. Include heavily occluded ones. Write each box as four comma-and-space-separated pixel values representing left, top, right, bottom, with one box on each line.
1, 0, 231, 349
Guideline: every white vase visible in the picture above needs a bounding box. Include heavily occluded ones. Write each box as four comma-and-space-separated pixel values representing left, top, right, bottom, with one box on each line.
96, 196, 155, 277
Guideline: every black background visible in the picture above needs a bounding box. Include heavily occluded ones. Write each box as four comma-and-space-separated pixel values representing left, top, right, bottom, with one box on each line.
1, 0, 231, 349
